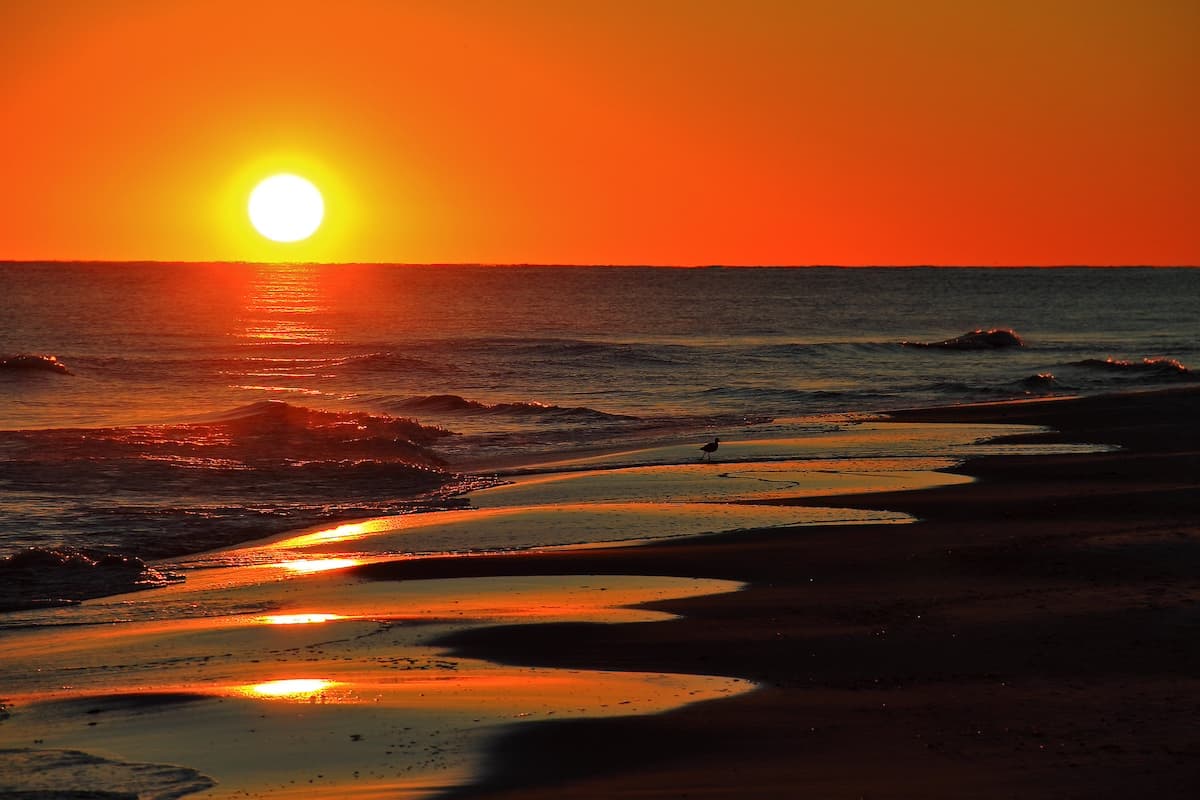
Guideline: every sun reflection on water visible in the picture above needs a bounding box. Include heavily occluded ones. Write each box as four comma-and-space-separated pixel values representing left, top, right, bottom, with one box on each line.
271, 558, 363, 574
257, 613, 344, 625
243, 678, 340, 700
291, 522, 372, 546
239, 265, 333, 346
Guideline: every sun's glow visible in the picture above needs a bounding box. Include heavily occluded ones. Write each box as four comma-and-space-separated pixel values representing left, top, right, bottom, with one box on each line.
272, 558, 362, 574
283, 521, 377, 548
257, 613, 344, 625
248, 174, 324, 242
244, 678, 336, 698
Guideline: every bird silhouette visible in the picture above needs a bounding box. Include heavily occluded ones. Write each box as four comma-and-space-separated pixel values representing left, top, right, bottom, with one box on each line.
700, 437, 720, 461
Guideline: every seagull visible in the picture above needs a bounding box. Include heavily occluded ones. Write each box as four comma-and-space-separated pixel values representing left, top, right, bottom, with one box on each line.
699, 437, 720, 461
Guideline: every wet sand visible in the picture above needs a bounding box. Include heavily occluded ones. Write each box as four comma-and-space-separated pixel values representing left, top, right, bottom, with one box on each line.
0, 569, 755, 798
2, 389, 1196, 797
2, 422, 1000, 796
357, 387, 1200, 799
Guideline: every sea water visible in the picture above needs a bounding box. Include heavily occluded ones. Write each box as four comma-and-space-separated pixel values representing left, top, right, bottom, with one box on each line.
1, 264, 1196, 585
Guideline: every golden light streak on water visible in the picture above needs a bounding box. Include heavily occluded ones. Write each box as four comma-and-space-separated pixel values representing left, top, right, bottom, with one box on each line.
303, 522, 370, 544
273, 558, 362, 574
244, 678, 337, 698
257, 613, 344, 625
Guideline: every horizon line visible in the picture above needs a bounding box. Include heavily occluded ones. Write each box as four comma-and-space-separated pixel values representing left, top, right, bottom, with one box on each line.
2, 260, 1197, 269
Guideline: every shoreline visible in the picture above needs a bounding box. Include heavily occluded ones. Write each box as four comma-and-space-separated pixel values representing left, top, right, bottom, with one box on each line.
1, 387, 1196, 797
348, 386, 1200, 798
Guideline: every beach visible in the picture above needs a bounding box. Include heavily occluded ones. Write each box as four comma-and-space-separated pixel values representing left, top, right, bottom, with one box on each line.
0, 387, 1197, 796
358, 386, 1200, 799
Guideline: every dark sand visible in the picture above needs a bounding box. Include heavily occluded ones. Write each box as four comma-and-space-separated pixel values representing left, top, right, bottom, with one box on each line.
357, 387, 1200, 799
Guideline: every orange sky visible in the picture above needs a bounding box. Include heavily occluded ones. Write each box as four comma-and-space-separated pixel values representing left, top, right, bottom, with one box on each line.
1, 0, 1196, 265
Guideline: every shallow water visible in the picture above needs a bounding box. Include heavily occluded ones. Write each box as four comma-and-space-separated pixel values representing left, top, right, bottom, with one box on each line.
0, 568, 753, 798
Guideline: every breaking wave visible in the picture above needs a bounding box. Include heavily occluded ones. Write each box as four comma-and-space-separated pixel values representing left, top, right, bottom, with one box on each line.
1019, 372, 1060, 391
0, 547, 183, 612
0, 401, 466, 563
901, 328, 1025, 350
0, 353, 72, 375
1072, 357, 1193, 378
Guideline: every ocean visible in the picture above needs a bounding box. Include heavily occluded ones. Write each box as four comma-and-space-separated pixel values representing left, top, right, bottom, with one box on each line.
1, 264, 1197, 602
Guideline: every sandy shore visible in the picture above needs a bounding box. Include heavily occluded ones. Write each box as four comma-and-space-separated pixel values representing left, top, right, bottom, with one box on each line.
352, 387, 1200, 799
2, 388, 1196, 798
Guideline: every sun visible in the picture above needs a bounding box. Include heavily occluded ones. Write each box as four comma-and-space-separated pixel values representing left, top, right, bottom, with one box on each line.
248, 174, 324, 243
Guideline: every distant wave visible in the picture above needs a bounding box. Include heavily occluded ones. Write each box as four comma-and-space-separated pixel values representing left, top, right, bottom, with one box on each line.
1072, 357, 1193, 378
390, 393, 640, 422
435, 336, 684, 366
901, 329, 1025, 350
915, 375, 1068, 398
0, 353, 72, 375
233, 351, 434, 371
701, 386, 834, 404
759, 341, 896, 357
328, 350, 446, 373
925, 380, 1019, 396
0, 547, 183, 611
